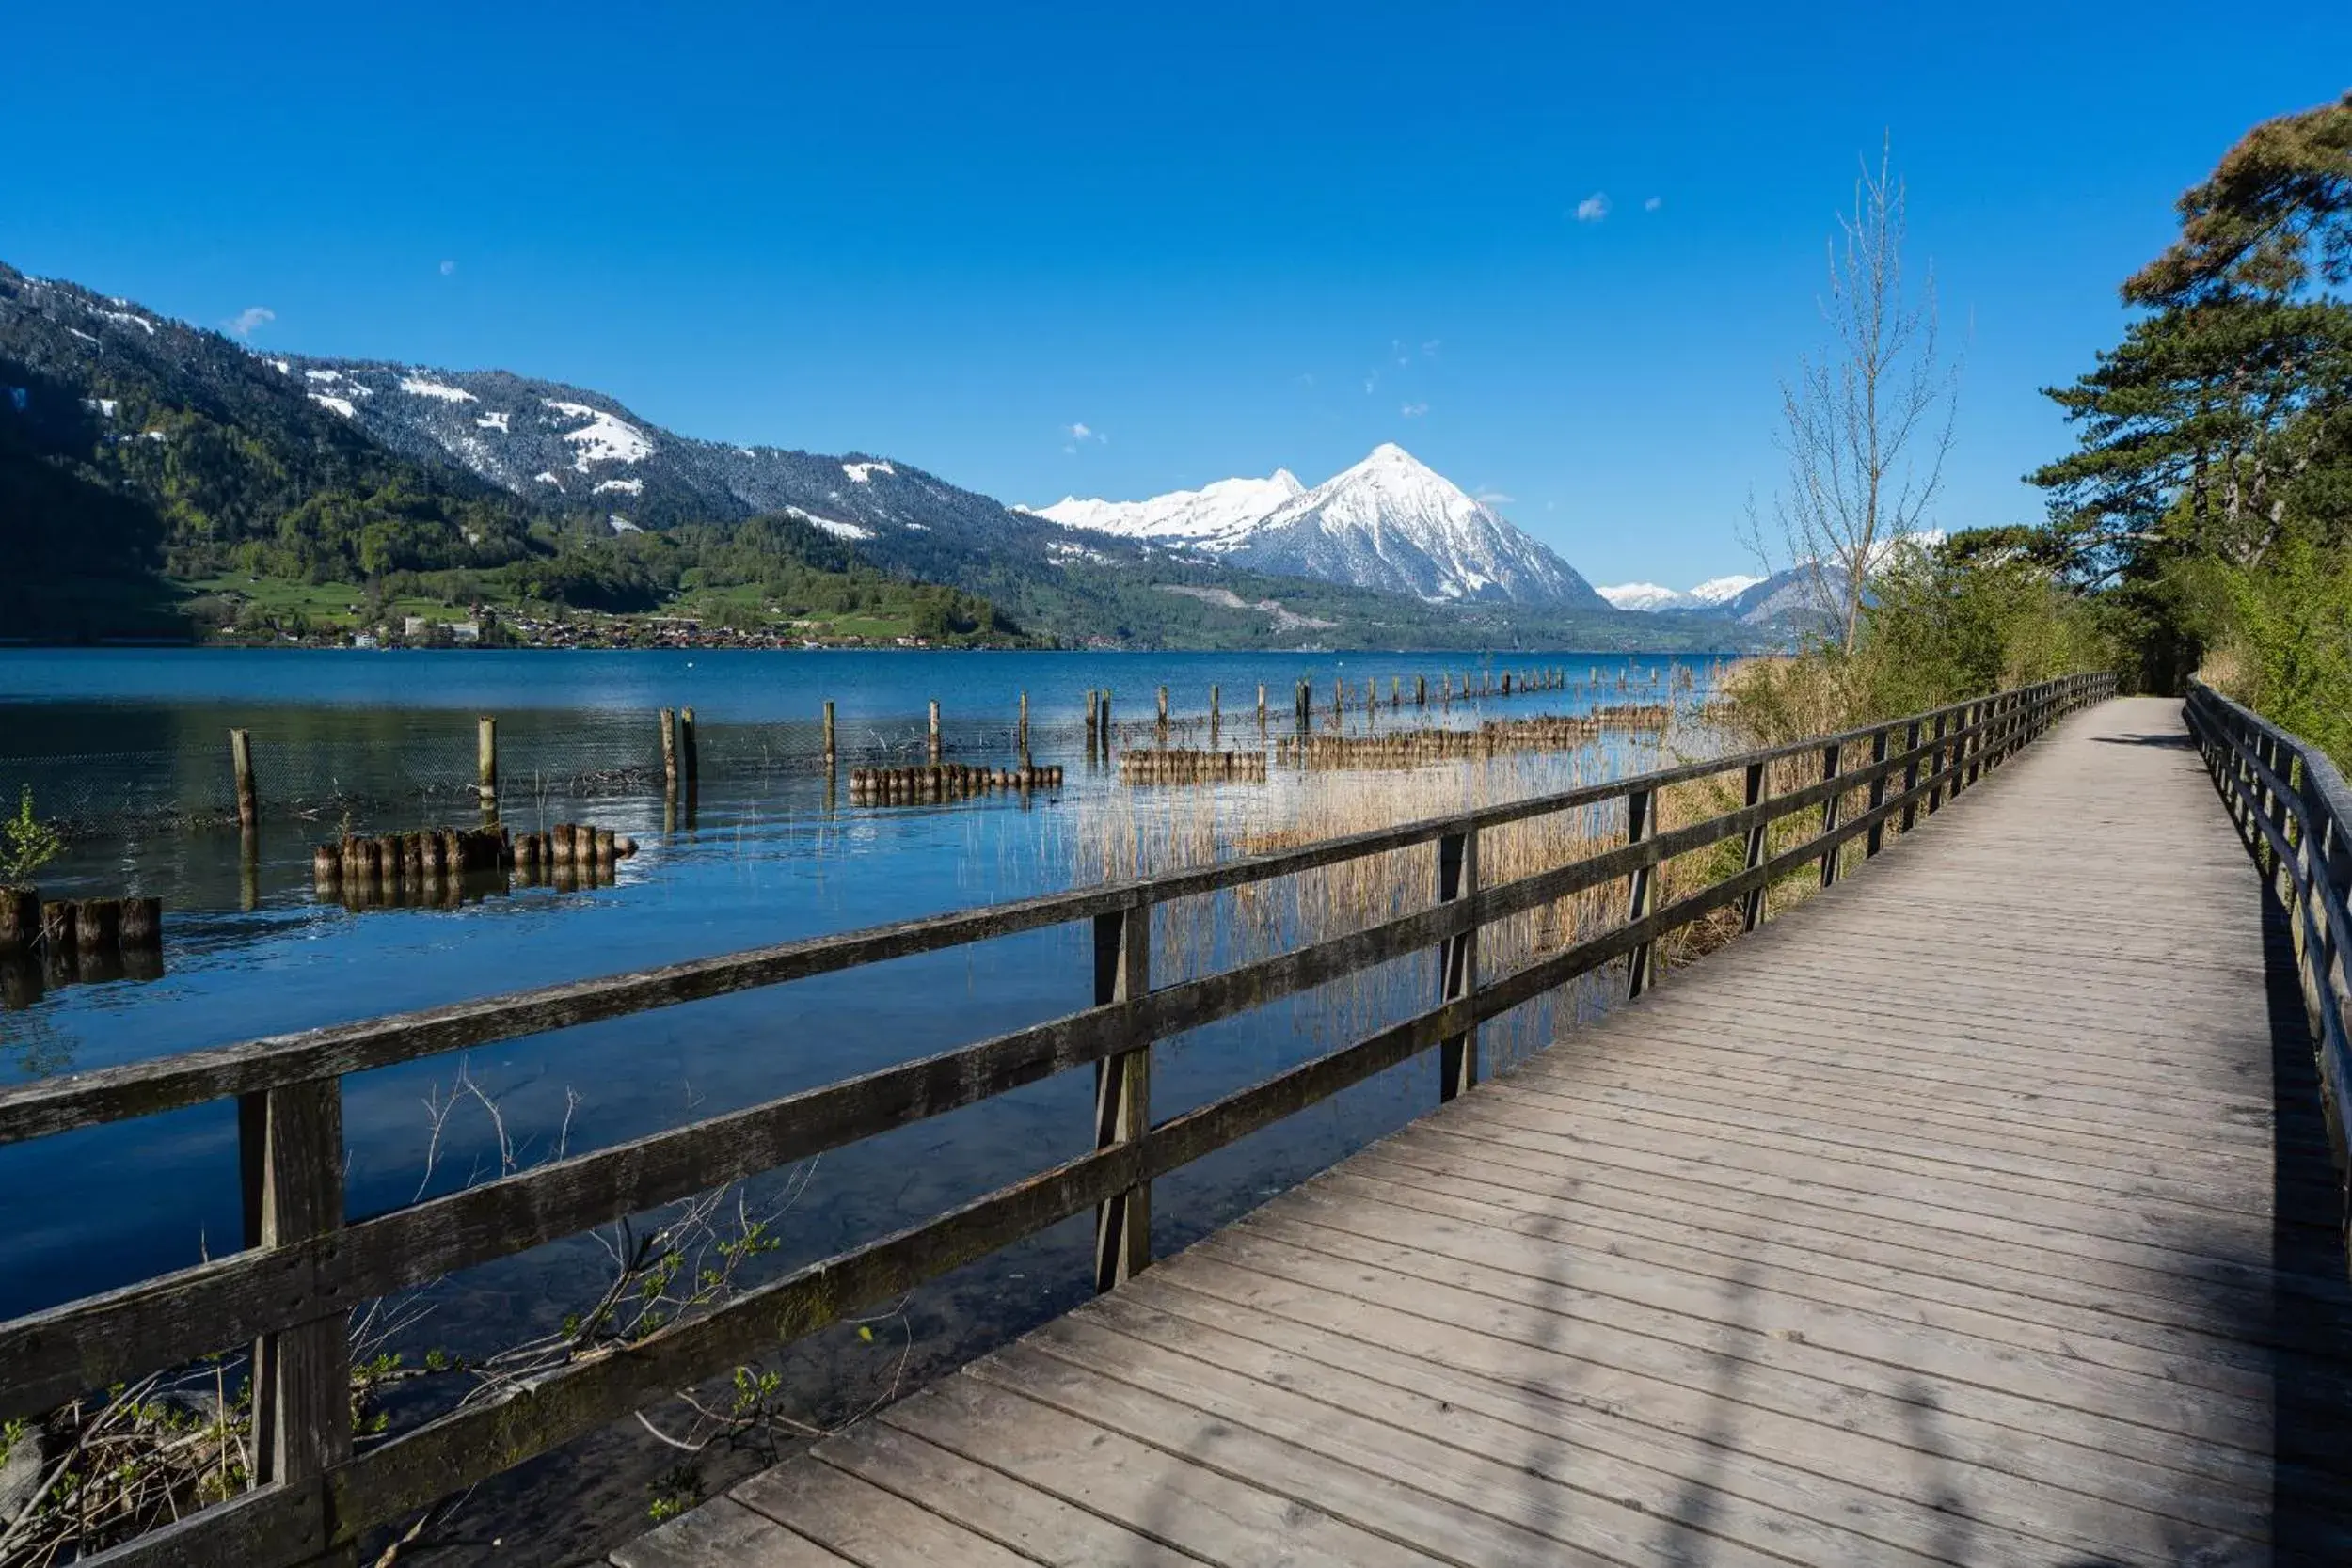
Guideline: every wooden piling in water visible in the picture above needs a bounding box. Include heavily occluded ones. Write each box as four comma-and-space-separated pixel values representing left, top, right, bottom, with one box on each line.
1019, 691, 1030, 763
40, 900, 76, 953
823, 700, 837, 768
0, 888, 37, 956
229, 729, 258, 832
679, 707, 699, 790
1257, 683, 1268, 728
473, 716, 498, 816
119, 896, 161, 949
930, 700, 943, 763
660, 708, 679, 794
75, 897, 120, 953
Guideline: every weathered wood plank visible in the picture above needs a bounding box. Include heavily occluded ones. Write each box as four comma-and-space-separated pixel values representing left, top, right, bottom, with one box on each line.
807, 1419, 1203, 1568
608, 1496, 852, 1568
734, 1460, 1039, 1566
880, 1376, 1445, 1568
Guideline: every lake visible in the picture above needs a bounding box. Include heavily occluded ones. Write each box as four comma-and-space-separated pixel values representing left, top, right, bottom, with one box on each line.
0, 645, 1720, 1560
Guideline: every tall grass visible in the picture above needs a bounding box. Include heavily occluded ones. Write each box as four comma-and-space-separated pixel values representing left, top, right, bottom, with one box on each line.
1062, 721, 1757, 1070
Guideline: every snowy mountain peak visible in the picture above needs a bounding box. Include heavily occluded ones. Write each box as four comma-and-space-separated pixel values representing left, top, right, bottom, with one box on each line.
1044, 444, 1603, 608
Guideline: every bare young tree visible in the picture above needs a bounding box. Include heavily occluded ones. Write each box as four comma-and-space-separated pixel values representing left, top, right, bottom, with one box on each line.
1747, 136, 1960, 647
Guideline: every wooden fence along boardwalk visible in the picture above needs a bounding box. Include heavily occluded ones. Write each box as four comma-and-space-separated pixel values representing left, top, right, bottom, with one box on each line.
9, 676, 2352, 1568
620, 695, 2352, 1568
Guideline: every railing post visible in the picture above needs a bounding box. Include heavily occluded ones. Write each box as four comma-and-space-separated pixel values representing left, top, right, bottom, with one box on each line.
1092, 900, 1152, 1291
1625, 788, 1657, 997
1740, 760, 1770, 932
1927, 711, 1949, 815
1900, 719, 1923, 833
1438, 828, 1479, 1100
240, 1077, 351, 1560
1818, 742, 1845, 887
1963, 701, 1984, 789
1865, 728, 1892, 858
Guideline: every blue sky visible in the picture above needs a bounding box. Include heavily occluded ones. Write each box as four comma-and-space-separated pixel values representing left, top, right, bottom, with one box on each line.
5, 4, 2345, 587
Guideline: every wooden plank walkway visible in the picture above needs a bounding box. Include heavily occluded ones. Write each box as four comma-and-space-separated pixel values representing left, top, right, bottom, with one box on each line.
614, 697, 2352, 1568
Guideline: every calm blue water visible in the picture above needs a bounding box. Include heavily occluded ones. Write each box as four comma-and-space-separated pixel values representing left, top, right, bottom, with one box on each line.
0, 646, 1707, 1548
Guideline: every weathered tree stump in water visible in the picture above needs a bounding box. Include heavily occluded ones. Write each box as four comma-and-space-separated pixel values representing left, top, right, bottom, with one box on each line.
119, 897, 161, 949
75, 897, 121, 953
0, 888, 36, 956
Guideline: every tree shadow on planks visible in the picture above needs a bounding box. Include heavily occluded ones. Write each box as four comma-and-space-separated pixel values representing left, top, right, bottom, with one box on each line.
2248, 888, 2352, 1562
2089, 731, 2197, 750
2150, 887, 2352, 1565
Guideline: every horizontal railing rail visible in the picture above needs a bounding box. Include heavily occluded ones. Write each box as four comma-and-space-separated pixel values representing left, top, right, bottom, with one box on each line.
2185, 683, 2352, 1264
2, 672, 2115, 1568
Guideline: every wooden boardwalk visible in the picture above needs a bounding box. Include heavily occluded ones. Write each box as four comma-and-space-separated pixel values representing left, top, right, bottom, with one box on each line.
616, 697, 2352, 1568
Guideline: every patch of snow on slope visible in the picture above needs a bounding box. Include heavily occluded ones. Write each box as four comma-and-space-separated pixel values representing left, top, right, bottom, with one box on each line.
593, 478, 644, 496
309, 393, 357, 418
842, 460, 896, 483
533, 471, 564, 488
476, 411, 510, 433
96, 309, 156, 335
271, 359, 291, 374
399, 375, 477, 404
83, 397, 118, 418
787, 507, 872, 541
608, 515, 641, 533
69, 328, 101, 346
543, 399, 653, 468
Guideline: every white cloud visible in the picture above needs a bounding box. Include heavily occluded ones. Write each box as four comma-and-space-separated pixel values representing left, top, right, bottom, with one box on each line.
439, 260, 458, 276
1575, 192, 1612, 223
1474, 489, 1515, 504
224, 306, 275, 339
1065, 421, 1105, 444
1400, 402, 1429, 419
1362, 373, 1378, 395
1421, 339, 1442, 357
1643, 197, 1662, 213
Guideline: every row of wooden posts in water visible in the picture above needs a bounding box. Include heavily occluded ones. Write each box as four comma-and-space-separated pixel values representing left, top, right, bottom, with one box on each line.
310, 823, 640, 902
850, 764, 1064, 805
1274, 705, 1676, 769
0, 889, 163, 958
1119, 749, 1270, 785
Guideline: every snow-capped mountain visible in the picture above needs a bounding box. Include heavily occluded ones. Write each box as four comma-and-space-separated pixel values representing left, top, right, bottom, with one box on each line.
272, 356, 1139, 588
1596, 574, 1765, 612
1034, 471, 1306, 548
1042, 444, 1605, 608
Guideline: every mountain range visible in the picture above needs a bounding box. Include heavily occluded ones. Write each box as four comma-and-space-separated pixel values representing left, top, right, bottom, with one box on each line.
1034, 446, 1608, 609
1595, 576, 1764, 612
2, 258, 1781, 650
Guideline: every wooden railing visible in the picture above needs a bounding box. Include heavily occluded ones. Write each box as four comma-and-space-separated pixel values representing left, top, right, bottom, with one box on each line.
2185, 683, 2352, 1257
0, 673, 2114, 1568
